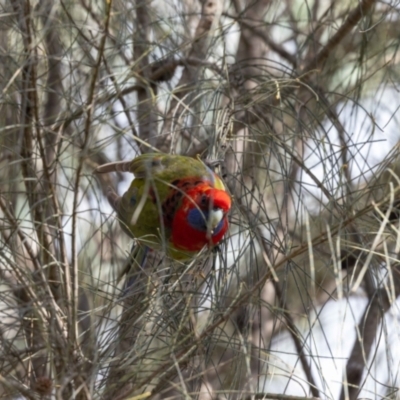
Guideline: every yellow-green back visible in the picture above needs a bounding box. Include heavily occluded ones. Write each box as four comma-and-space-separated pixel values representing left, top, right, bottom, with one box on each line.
117, 153, 224, 255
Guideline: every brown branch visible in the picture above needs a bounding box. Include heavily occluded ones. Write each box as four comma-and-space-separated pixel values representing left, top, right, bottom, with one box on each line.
103, 55, 139, 139
272, 280, 320, 398
0, 197, 41, 275
158, 0, 223, 152
133, 193, 394, 394
0, 374, 37, 400
340, 288, 391, 400
69, 0, 113, 392
303, 0, 377, 73
235, 179, 320, 398
0, 197, 71, 389
225, 12, 297, 68
49, 57, 221, 148
10, 0, 56, 381
35, 0, 68, 303
13, 0, 54, 269
79, 0, 131, 65
134, 0, 158, 149
226, 0, 377, 147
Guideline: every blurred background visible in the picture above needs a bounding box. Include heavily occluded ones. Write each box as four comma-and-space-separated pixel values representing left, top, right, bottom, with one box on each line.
1, 0, 400, 399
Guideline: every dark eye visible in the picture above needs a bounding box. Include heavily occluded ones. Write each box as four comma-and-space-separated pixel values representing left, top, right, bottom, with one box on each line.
130, 196, 136, 206
200, 195, 208, 207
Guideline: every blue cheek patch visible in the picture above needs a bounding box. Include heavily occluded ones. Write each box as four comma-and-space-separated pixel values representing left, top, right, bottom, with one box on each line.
187, 208, 208, 231
187, 208, 224, 237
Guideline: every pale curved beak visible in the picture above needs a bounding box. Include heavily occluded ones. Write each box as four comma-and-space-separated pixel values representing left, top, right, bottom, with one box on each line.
208, 208, 224, 234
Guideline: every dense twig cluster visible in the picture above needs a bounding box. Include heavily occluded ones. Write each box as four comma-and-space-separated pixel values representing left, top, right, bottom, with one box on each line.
1, 0, 400, 399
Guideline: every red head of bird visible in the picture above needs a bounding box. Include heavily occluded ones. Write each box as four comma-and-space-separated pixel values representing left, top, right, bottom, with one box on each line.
171, 183, 231, 252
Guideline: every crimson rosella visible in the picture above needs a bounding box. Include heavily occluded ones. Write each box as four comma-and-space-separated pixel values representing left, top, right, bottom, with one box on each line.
96, 153, 231, 259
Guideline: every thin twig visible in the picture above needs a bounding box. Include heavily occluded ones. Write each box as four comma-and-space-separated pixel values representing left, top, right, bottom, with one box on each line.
303, 0, 377, 72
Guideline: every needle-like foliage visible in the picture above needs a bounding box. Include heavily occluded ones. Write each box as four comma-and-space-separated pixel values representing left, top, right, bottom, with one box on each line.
1, 0, 400, 399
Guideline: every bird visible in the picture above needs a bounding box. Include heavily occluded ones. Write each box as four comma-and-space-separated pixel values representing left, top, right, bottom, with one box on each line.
96, 153, 231, 260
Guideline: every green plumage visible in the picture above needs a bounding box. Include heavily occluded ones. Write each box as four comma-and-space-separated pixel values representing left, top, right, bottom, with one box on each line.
106, 153, 225, 256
